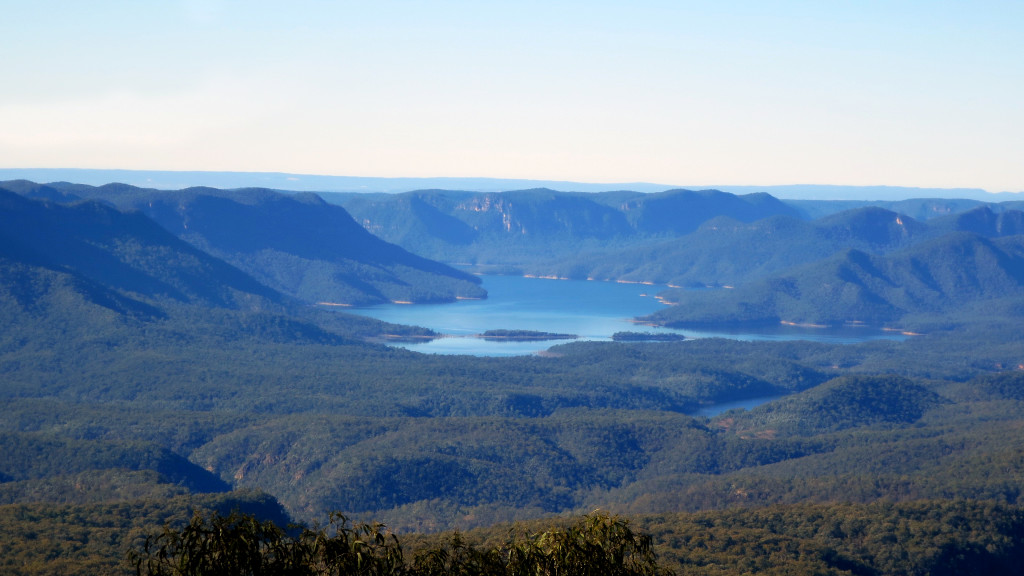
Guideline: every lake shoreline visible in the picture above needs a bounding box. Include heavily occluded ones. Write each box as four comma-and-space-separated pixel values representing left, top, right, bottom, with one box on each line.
345, 274, 907, 356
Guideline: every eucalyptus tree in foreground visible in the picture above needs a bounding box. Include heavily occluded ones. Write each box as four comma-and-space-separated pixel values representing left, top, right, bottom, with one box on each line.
129, 510, 673, 576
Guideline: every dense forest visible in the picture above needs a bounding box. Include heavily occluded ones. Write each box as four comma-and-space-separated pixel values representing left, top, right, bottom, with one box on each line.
3, 180, 1024, 574
1, 180, 484, 306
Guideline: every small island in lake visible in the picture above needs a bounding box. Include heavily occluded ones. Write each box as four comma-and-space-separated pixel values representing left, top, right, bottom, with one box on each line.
368, 325, 441, 344
612, 331, 687, 342
480, 329, 579, 342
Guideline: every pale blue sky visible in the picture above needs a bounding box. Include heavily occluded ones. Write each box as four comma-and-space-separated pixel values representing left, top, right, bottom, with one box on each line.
2, 1, 1022, 192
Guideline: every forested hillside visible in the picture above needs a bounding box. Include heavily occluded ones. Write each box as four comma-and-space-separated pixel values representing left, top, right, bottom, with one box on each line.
4, 181, 1024, 574
645, 231, 1024, 328
332, 188, 801, 267
1, 180, 485, 305
330, 186, 1024, 297
0, 188, 285, 311
539, 206, 1024, 288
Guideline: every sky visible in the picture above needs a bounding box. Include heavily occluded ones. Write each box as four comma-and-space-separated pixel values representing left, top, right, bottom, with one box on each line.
2, 1, 1022, 192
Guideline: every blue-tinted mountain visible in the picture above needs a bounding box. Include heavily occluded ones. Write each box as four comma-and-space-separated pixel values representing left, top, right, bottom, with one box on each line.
812, 206, 928, 246
0, 189, 285, 312
617, 189, 802, 235
0, 179, 84, 203
341, 188, 632, 239
541, 207, 929, 286
8, 168, 1015, 199
458, 189, 635, 238
713, 183, 998, 201
0, 188, 431, 345
644, 231, 1024, 327
545, 205, 1024, 288
928, 205, 1024, 237
784, 197, 989, 220
0, 168, 678, 194
343, 190, 482, 247
333, 187, 802, 266
8, 182, 486, 305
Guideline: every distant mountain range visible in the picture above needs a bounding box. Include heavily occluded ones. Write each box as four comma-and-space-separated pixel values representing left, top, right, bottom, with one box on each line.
6, 173, 1024, 302
710, 184, 1018, 201
7, 177, 1024, 333
540, 205, 1024, 287
333, 188, 803, 267
2, 168, 1019, 199
0, 169, 675, 195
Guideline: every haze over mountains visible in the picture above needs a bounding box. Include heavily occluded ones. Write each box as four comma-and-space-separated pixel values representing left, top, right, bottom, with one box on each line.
7, 178, 1024, 333
334, 188, 804, 267
3, 168, 1019, 199
330, 186, 1024, 330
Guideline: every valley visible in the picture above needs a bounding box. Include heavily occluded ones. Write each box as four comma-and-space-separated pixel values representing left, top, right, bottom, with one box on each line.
3, 179, 1024, 574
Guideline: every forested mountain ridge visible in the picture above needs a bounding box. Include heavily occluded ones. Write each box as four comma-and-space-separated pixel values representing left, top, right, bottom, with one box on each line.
0, 188, 286, 312
332, 187, 802, 266
929, 204, 1024, 237
0, 187, 438, 353
11, 178, 1022, 296
540, 206, 1024, 288
540, 207, 915, 286
130, 188, 484, 305
788, 195, 1024, 220
616, 189, 801, 235
332, 185, 1024, 293
643, 231, 1024, 328
1, 181, 485, 305
0, 430, 231, 499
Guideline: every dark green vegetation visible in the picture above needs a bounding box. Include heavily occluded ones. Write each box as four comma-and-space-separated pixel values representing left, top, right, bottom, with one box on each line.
129, 510, 669, 576
8, 498, 1024, 574
0, 491, 289, 575
4, 181, 1024, 574
445, 500, 1024, 576
640, 500, 1024, 575
0, 487, 294, 573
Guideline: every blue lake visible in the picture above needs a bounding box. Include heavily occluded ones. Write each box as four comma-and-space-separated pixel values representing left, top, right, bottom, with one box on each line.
349, 275, 905, 357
